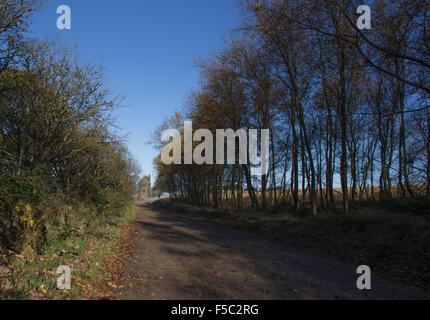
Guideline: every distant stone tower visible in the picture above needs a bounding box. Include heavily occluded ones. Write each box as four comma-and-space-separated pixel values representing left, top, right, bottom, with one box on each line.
138, 175, 151, 200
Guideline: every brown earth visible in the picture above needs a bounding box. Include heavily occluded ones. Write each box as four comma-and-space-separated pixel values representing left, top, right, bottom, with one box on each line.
114, 203, 429, 300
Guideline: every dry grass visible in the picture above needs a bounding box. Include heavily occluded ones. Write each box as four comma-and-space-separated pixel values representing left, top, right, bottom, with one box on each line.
214, 185, 428, 212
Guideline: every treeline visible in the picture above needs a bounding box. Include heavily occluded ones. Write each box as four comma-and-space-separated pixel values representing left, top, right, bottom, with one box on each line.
153, 0, 430, 214
0, 1, 139, 255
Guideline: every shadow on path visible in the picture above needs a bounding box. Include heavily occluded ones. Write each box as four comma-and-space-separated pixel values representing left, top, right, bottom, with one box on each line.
116, 203, 428, 300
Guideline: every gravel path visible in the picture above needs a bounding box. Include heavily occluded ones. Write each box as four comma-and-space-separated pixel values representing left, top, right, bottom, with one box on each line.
116, 203, 428, 300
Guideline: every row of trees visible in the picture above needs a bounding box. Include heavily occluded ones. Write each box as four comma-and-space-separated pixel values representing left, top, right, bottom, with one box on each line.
0, 1, 139, 253
153, 0, 430, 214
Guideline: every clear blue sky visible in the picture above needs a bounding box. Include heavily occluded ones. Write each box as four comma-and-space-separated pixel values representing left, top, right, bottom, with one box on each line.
28, 0, 242, 180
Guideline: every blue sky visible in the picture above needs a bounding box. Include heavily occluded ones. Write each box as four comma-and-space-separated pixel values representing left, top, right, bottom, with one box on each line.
28, 0, 242, 180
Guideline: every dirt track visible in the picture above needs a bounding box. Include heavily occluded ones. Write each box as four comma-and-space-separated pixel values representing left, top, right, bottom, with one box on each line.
115, 203, 428, 300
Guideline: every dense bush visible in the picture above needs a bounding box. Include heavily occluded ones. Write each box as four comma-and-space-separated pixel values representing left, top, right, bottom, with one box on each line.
0, 158, 51, 253
0, 1, 140, 258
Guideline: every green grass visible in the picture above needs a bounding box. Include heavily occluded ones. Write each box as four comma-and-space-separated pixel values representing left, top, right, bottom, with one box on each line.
156, 199, 430, 290
0, 202, 135, 300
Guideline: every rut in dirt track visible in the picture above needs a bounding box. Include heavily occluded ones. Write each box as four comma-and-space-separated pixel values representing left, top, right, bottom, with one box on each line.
115, 203, 428, 300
